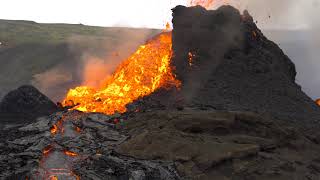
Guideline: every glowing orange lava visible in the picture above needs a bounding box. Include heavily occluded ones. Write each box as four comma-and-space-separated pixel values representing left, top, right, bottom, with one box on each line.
43, 145, 53, 156
64, 150, 78, 157
75, 126, 81, 133
188, 52, 195, 66
50, 125, 58, 135
165, 22, 171, 31
63, 32, 180, 115
188, 0, 215, 9
50, 176, 58, 180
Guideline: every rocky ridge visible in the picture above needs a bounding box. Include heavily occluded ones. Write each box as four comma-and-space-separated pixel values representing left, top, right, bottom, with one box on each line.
170, 5, 320, 136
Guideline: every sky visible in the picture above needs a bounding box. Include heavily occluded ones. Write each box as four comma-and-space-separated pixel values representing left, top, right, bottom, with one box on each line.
0, 0, 318, 30
0, 0, 187, 28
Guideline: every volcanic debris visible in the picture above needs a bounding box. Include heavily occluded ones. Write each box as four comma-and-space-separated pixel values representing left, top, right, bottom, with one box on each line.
0, 85, 58, 124
1, 5, 320, 180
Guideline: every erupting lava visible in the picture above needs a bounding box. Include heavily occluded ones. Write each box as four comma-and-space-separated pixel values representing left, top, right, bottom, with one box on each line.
188, 0, 215, 9
63, 32, 180, 115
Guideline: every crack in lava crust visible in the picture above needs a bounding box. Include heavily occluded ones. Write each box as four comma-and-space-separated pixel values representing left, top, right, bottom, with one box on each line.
34, 113, 82, 180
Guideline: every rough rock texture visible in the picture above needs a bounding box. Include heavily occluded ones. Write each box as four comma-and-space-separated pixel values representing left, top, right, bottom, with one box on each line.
117, 109, 320, 180
171, 5, 320, 135
0, 111, 179, 179
2, 109, 320, 180
0, 85, 58, 124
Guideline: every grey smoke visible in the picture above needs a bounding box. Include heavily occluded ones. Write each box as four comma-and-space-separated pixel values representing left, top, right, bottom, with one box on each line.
234, 0, 320, 99
32, 28, 159, 102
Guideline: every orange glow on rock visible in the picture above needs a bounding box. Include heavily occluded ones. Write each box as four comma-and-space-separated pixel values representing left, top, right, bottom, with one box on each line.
75, 126, 81, 133
50, 176, 58, 180
64, 150, 78, 157
188, 52, 195, 66
43, 145, 53, 156
63, 33, 180, 115
50, 124, 58, 135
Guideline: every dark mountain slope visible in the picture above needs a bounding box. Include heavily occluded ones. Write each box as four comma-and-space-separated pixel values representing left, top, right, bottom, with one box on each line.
171, 5, 320, 136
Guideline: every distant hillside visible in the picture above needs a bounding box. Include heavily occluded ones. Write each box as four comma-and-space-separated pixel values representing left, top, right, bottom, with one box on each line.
0, 19, 160, 101
0, 19, 317, 101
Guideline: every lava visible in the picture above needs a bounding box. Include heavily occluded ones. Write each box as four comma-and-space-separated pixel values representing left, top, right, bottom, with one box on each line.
75, 126, 81, 133
188, 0, 215, 9
64, 150, 78, 157
61, 0, 237, 115
43, 145, 53, 156
35, 113, 81, 179
50, 125, 58, 135
165, 22, 171, 30
50, 176, 58, 180
63, 32, 180, 115
188, 52, 196, 67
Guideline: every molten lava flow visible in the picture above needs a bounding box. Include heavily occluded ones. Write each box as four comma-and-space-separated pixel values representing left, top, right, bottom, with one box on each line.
188, 0, 215, 9
188, 0, 237, 9
63, 32, 180, 114
64, 150, 78, 157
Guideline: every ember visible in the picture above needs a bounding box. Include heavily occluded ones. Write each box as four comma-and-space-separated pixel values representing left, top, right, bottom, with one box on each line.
75, 126, 81, 133
63, 33, 180, 115
252, 31, 257, 39
50, 124, 58, 135
64, 150, 78, 157
165, 22, 171, 30
50, 176, 58, 180
43, 145, 53, 156
188, 52, 196, 66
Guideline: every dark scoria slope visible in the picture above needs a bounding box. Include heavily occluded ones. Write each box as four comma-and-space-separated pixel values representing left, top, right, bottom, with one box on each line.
0, 85, 58, 125
171, 5, 320, 136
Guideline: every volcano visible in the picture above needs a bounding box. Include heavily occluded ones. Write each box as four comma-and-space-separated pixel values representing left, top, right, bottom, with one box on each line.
1, 5, 320, 180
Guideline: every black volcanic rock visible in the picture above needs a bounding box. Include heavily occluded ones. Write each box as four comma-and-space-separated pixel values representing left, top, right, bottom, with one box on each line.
171, 5, 320, 135
0, 85, 58, 123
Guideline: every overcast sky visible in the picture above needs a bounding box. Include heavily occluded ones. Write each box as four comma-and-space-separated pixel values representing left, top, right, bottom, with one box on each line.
0, 0, 318, 30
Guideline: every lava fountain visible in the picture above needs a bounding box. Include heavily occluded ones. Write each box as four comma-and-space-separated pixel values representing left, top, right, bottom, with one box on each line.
62, 0, 229, 115
188, 0, 215, 8
63, 32, 180, 115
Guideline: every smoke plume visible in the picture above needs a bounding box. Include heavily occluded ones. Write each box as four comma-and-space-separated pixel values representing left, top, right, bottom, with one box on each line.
219, 0, 320, 98
32, 28, 159, 102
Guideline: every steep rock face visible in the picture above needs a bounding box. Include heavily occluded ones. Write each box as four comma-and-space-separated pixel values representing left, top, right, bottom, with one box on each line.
171, 5, 320, 134
0, 85, 58, 124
